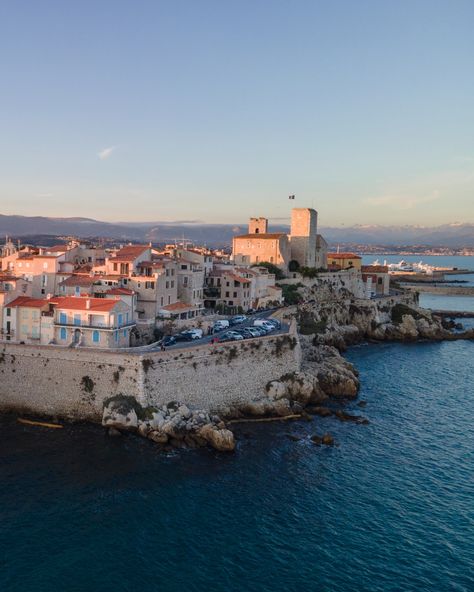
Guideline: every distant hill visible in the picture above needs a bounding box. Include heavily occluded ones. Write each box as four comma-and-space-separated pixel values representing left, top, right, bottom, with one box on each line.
1, 214, 474, 247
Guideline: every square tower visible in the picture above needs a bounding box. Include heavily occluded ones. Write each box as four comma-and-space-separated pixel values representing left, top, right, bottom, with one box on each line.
289, 208, 317, 267
248, 217, 268, 234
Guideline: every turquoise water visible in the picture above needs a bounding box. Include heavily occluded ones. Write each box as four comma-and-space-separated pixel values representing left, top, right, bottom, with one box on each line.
1, 339, 473, 592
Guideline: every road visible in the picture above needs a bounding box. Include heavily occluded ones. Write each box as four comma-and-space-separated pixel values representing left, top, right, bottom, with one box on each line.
157, 309, 289, 351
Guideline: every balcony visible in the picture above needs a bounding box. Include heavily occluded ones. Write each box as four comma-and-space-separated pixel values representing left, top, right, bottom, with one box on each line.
54, 321, 136, 331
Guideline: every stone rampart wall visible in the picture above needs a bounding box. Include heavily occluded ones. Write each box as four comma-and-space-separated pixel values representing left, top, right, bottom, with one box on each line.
0, 324, 300, 420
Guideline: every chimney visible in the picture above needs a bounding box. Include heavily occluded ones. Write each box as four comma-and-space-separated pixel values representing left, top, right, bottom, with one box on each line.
86, 299, 91, 309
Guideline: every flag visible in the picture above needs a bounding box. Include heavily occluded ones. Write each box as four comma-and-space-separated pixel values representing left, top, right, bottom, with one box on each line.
289, 194, 295, 200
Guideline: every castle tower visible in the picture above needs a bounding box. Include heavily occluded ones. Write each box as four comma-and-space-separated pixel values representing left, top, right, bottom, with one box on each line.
248, 217, 268, 234
289, 208, 317, 268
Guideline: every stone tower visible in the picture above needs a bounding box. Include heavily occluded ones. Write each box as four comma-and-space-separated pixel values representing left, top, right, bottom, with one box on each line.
289, 208, 317, 267
248, 217, 268, 234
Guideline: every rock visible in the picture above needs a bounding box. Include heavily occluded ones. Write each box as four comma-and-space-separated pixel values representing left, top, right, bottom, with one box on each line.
307, 406, 332, 417
266, 380, 288, 400
357, 400, 367, 407
321, 433, 335, 446
311, 434, 322, 445
282, 372, 316, 405
107, 427, 122, 437
334, 410, 368, 424
147, 430, 168, 444
150, 412, 165, 430
198, 424, 236, 452
137, 422, 152, 437
178, 404, 191, 420
102, 401, 138, 431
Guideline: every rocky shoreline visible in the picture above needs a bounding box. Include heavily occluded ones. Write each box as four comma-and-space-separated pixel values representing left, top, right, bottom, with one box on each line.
101, 288, 474, 452
9, 288, 472, 453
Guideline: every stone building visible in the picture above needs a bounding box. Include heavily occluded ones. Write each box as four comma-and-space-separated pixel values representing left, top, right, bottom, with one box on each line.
289, 208, 317, 268
232, 207, 321, 272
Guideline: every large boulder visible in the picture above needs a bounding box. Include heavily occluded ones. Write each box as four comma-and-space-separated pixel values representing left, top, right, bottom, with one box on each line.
198, 424, 235, 452
102, 398, 138, 430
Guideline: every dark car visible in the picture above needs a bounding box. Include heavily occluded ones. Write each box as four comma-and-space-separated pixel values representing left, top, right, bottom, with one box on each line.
162, 335, 176, 347
235, 328, 254, 339
215, 331, 244, 343
174, 332, 194, 342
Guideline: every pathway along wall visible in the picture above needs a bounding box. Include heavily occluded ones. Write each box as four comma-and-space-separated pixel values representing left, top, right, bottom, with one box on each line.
0, 327, 300, 420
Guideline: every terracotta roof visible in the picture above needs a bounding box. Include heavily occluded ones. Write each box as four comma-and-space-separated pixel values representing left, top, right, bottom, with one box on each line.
161, 302, 193, 312
53, 296, 122, 312
361, 265, 388, 273
59, 276, 97, 287
234, 267, 258, 276
234, 233, 286, 240
7, 296, 50, 309
106, 288, 134, 296
328, 253, 362, 259
225, 273, 251, 284
110, 245, 150, 261
46, 245, 69, 252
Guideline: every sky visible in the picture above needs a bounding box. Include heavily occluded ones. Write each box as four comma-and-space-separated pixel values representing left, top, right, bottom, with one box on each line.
0, 0, 473, 226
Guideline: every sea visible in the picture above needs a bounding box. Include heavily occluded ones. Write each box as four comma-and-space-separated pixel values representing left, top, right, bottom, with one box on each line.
1, 257, 473, 592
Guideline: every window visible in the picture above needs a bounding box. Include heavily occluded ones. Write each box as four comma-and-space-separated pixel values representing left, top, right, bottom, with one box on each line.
170, 281, 174, 288
113, 263, 118, 271
75, 286, 80, 295
59, 312, 67, 324
6, 308, 11, 317
60, 327, 67, 340
225, 291, 229, 297
118, 314, 123, 326
92, 330, 100, 343
115, 331, 119, 342
73, 314, 81, 326
151, 282, 155, 289
123, 329, 127, 337
166, 281, 169, 289
233, 292, 237, 298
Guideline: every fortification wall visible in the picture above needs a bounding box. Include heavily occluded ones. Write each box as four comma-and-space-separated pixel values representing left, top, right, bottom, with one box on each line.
0, 326, 300, 420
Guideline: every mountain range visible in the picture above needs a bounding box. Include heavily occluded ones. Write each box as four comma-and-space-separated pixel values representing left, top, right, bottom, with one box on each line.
1, 214, 474, 247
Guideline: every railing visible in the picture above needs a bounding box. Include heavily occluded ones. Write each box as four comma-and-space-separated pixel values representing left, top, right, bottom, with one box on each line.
53, 321, 137, 331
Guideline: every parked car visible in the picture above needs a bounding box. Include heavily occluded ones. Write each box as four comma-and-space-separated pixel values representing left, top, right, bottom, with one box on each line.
175, 330, 201, 342
230, 315, 247, 325
249, 326, 266, 336
162, 335, 176, 347
187, 328, 203, 339
245, 327, 262, 337
236, 328, 255, 339
217, 331, 244, 342
213, 320, 230, 331
253, 319, 275, 332
265, 318, 281, 329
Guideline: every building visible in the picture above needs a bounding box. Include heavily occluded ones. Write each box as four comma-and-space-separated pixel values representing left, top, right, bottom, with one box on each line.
327, 253, 362, 271
315, 234, 328, 270
1, 296, 52, 343
53, 296, 135, 348
232, 207, 321, 272
361, 265, 390, 296
289, 208, 317, 268
232, 216, 291, 270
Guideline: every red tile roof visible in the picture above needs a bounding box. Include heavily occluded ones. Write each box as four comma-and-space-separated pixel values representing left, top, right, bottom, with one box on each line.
106, 288, 134, 296
361, 265, 388, 273
110, 245, 150, 261
328, 253, 362, 259
7, 296, 50, 309
59, 276, 97, 287
53, 297, 122, 312
161, 302, 193, 311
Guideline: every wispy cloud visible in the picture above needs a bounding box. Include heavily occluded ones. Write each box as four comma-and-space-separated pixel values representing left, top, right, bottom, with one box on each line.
364, 191, 440, 210
97, 146, 117, 160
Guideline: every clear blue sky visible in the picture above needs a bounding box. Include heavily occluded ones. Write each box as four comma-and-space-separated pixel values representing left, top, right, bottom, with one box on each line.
0, 0, 473, 226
